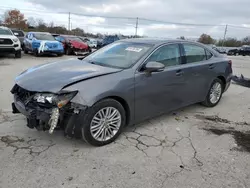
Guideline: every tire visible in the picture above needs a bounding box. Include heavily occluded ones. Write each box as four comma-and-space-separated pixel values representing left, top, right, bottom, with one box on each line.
202, 78, 224, 107
15, 50, 21, 58
24, 48, 28, 54
34, 50, 40, 57
57, 53, 63, 57
66, 48, 72, 55
80, 99, 126, 146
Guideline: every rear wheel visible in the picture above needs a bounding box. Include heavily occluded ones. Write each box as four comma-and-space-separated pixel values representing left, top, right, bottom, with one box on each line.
80, 99, 126, 146
202, 78, 223, 107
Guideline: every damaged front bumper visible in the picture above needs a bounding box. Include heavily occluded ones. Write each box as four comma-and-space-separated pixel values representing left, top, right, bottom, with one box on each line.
11, 84, 87, 137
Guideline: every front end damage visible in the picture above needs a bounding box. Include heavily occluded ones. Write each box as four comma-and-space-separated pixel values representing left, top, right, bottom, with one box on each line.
11, 84, 86, 137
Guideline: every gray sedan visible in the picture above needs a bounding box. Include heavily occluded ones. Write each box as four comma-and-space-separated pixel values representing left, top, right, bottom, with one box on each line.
11, 38, 232, 146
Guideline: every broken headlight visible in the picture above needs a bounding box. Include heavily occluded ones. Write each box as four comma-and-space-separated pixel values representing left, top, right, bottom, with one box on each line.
33, 91, 78, 108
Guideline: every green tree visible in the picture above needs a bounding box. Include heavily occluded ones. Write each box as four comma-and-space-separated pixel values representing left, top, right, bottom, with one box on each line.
198, 34, 216, 44
217, 38, 242, 47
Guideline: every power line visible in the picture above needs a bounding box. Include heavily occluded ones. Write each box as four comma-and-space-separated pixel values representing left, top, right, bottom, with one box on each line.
228, 25, 250, 30
138, 18, 226, 27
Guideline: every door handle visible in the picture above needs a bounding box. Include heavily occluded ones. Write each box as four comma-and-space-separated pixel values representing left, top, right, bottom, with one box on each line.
176, 70, 184, 76
209, 64, 215, 69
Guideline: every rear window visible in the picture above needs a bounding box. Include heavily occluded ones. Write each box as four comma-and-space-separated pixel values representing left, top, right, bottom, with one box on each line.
66, 37, 83, 42
11, 30, 24, 37
34, 33, 55, 41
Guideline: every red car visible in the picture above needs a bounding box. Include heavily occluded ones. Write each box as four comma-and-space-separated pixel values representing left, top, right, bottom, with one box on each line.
54, 35, 91, 55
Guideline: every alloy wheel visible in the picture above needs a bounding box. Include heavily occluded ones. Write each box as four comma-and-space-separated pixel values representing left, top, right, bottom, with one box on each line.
90, 107, 121, 142
209, 82, 222, 104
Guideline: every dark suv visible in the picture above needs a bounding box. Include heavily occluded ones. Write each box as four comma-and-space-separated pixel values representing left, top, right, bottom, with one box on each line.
238, 46, 250, 56
11, 29, 25, 50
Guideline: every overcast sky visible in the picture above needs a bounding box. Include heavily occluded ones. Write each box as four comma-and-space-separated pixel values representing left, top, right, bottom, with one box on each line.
1, 0, 250, 39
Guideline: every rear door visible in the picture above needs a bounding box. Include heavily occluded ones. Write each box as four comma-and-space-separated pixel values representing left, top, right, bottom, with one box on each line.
180, 43, 216, 103
134, 43, 190, 121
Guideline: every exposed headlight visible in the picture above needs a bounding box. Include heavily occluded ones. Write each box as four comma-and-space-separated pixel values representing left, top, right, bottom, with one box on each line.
13, 38, 19, 43
33, 91, 78, 108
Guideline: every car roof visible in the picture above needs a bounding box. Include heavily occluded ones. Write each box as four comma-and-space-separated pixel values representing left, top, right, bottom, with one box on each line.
119, 38, 201, 45
0, 26, 11, 30
60, 35, 79, 38
29, 32, 51, 35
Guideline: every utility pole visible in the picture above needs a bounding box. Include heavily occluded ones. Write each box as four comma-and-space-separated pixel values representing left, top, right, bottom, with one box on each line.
135, 17, 138, 38
68, 12, 71, 33
222, 24, 228, 47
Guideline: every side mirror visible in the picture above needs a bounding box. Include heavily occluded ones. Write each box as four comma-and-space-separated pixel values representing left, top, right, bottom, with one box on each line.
145, 61, 165, 72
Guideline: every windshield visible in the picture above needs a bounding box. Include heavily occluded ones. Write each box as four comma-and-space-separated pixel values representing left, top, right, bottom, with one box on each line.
84, 42, 153, 69
34, 33, 55, 41
11, 30, 24, 37
67, 37, 83, 42
0, 28, 13, 35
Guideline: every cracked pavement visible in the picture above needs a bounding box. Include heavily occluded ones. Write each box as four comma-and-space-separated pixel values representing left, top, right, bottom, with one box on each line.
1, 54, 250, 188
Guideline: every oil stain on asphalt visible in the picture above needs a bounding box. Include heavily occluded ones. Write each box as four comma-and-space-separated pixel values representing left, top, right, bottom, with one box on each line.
195, 114, 250, 153
204, 128, 250, 153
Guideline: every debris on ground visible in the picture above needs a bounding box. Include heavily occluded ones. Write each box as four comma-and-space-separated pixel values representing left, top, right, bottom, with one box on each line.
232, 74, 250, 88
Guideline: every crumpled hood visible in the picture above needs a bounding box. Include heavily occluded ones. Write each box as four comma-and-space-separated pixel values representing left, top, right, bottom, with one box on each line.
70, 40, 88, 49
15, 59, 122, 93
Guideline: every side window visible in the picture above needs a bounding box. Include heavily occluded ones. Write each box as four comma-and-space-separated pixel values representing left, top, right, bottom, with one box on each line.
183, 44, 206, 63
206, 50, 213, 60
147, 44, 181, 67
28, 33, 33, 40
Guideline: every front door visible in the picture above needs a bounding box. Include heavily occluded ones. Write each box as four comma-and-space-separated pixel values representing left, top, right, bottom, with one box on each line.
134, 43, 189, 122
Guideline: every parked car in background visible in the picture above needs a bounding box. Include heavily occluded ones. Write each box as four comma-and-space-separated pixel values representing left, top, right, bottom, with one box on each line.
88, 39, 98, 48
78, 36, 97, 48
238, 45, 250, 56
55, 35, 91, 55
11, 38, 232, 146
10, 29, 25, 50
212, 47, 227, 54
100, 35, 120, 47
78, 36, 89, 43
0, 26, 22, 58
227, 48, 239, 56
96, 39, 103, 49
23, 32, 64, 56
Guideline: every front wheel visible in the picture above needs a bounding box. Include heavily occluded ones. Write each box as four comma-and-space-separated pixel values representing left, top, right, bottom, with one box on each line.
202, 79, 223, 107
80, 99, 126, 146
15, 50, 21, 58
